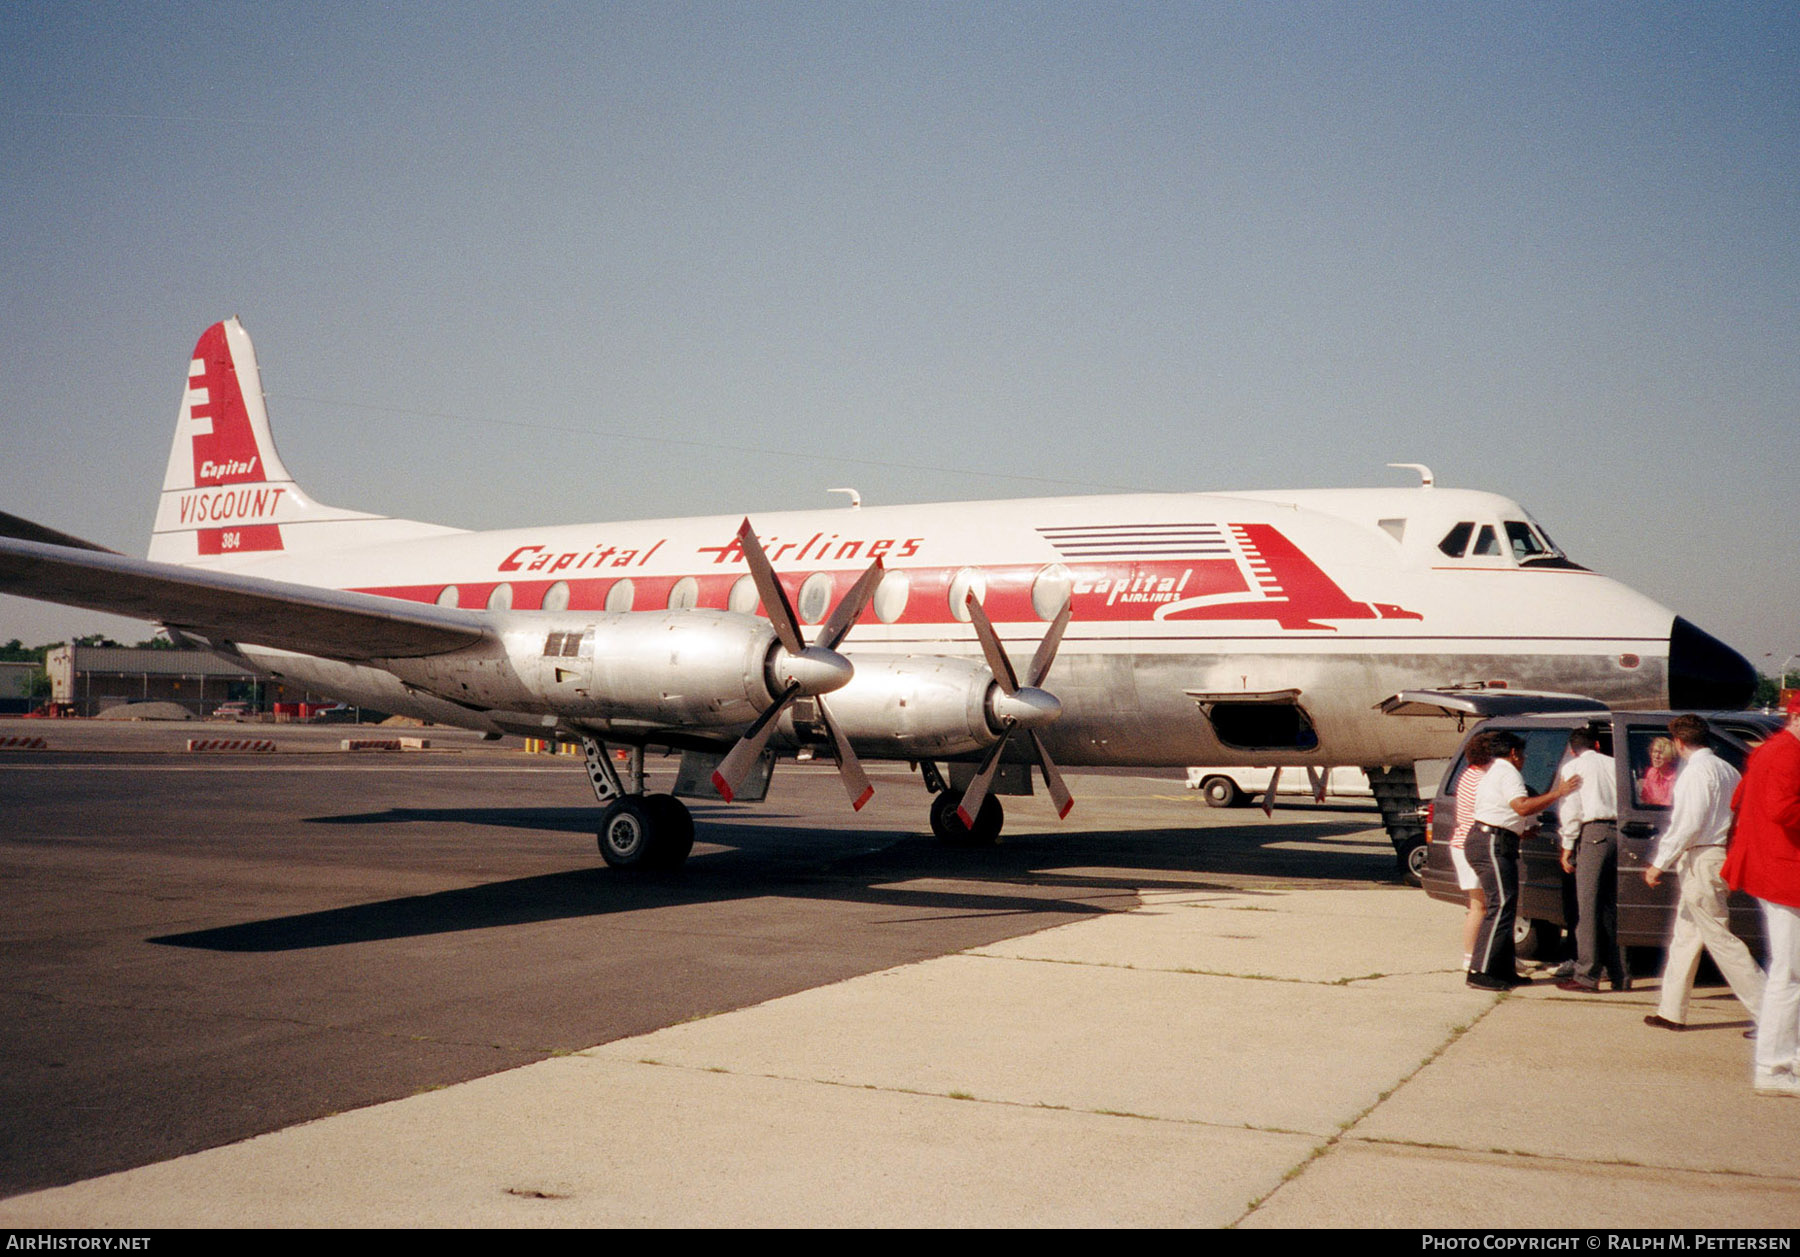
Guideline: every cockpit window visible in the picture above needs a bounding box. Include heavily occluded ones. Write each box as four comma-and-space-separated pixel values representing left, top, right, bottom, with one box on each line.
1471, 525, 1501, 557
1438, 522, 1474, 557
1506, 521, 1551, 562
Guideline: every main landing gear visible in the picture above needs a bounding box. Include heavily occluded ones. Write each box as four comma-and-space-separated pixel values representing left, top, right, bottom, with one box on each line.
581, 735, 694, 870
919, 761, 1006, 845
928, 789, 1004, 845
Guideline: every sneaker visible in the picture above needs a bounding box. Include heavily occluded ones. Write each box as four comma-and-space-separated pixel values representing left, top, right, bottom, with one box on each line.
1552, 960, 1576, 979
1555, 978, 1598, 993
1753, 1068, 1800, 1097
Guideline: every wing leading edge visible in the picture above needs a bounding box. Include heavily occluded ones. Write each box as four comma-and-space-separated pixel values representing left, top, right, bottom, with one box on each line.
0, 533, 485, 661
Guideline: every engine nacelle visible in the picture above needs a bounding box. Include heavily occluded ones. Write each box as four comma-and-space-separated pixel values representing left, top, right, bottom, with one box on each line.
388, 610, 785, 727
780, 654, 1000, 758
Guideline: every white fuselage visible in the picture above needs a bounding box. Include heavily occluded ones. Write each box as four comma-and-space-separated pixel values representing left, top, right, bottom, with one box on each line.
203, 484, 1679, 769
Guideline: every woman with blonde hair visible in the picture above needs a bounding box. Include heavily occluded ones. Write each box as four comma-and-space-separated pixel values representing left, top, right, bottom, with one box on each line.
1641, 736, 1678, 806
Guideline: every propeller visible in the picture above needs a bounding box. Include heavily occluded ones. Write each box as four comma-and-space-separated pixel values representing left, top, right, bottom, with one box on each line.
711, 518, 884, 810
955, 591, 1074, 828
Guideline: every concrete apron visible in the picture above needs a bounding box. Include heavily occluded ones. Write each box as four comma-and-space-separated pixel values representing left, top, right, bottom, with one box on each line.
4, 885, 1797, 1227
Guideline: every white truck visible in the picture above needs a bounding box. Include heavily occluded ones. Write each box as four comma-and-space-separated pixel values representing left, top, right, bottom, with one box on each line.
1185, 762, 1447, 808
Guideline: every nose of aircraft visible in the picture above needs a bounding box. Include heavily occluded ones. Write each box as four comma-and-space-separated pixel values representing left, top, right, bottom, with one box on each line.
1667, 617, 1757, 710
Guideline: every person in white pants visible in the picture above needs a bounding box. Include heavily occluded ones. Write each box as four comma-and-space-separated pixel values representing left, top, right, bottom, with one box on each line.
1643, 715, 1764, 1031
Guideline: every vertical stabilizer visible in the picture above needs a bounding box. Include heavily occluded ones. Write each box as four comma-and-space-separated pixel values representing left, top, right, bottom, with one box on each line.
149, 319, 457, 564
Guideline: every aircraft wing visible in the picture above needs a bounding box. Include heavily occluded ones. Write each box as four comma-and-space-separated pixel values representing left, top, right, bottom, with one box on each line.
0, 533, 486, 661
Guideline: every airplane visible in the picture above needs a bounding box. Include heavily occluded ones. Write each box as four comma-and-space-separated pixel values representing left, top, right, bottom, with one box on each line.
0, 318, 1758, 876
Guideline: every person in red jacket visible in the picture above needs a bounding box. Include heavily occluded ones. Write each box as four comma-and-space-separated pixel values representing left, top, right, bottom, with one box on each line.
1725, 693, 1800, 1097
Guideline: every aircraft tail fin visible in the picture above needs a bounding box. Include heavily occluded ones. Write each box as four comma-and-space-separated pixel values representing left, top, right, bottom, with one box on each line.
148, 318, 458, 564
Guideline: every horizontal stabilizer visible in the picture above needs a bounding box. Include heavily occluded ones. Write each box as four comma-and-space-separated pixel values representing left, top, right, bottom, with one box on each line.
0, 535, 486, 660
0, 510, 119, 555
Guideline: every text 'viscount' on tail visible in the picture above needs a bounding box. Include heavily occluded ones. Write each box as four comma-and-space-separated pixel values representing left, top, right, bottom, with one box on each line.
148, 318, 460, 567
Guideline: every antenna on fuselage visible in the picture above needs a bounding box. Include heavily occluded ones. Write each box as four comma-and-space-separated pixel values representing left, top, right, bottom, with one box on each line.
828, 488, 862, 509
1387, 463, 1434, 488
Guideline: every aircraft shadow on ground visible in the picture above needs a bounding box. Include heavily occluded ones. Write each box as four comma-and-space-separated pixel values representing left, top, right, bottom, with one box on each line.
149, 809, 1390, 953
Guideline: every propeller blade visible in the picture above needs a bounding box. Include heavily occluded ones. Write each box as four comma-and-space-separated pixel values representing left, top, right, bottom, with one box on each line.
964, 592, 1019, 694
956, 723, 1013, 829
712, 681, 801, 803
1025, 597, 1071, 689
1028, 730, 1074, 819
816, 556, 885, 652
736, 519, 804, 656
816, 695, 875, 811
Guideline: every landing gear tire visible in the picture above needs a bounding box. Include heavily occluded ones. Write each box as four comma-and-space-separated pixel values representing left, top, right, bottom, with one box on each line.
643, 794, 695, 868
597, 794, 694, 870
1200, 776, 1242, 808
929, 790, 1004, 845
1397, 836, 1427, 887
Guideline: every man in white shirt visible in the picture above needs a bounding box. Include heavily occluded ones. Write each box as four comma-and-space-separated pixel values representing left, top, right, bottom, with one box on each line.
1466, 731, 1583, 990
1557, 728, 1627, 992
1642, 715, 1765, 1031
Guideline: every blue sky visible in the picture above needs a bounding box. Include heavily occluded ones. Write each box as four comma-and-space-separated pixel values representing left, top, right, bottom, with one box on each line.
2, 2, 1796, 671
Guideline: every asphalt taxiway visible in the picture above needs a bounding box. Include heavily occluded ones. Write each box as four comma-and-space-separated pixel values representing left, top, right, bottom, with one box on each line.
2, 723, 1796, 1227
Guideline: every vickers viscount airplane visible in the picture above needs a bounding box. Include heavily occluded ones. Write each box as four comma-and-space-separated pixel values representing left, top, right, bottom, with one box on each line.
0, 319, 1756, 874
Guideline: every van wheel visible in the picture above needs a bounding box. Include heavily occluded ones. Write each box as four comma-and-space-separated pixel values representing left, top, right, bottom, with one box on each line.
1201, 776, 1241, 808
1514, 917, 1560, 961
1398, 837, 1427, 887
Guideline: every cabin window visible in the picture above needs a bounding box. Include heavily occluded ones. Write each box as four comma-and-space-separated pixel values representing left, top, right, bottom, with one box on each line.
728, 575, 759, 615
487, 583, 514, 612
797, 573, 834, 624
873, 569, 909, 624
605, 579, 635, 612
667, 576, 699, 611
542, 581, 570, 613
435, 585, 460, 608
1505, 521, 1551, 563
1437, 523, 1473, 557
1031, 564, 1073, 621
948, 568, 986, 623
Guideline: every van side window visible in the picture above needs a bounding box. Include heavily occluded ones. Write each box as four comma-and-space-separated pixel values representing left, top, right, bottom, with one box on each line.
1518, 728, 1573, 795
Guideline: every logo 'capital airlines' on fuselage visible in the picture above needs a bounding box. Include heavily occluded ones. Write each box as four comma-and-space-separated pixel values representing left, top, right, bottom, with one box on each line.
1043, 521, 1419, 629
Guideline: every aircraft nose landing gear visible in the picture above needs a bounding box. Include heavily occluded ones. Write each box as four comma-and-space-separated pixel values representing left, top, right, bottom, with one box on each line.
582, 735, 695, 870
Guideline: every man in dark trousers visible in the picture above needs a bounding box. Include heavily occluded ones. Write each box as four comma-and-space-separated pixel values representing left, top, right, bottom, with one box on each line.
1465, 731, 1582, 990
1556, 727, 1627, 992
